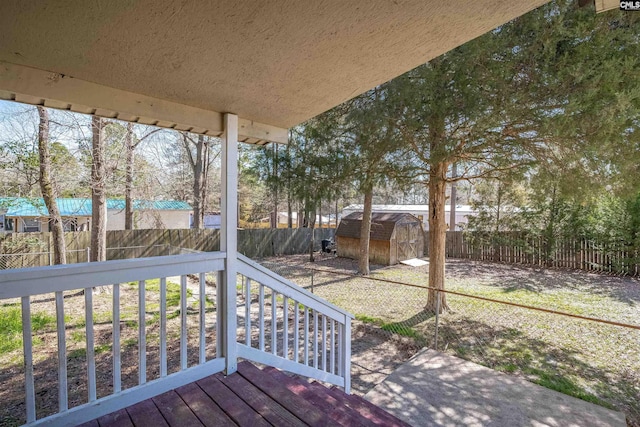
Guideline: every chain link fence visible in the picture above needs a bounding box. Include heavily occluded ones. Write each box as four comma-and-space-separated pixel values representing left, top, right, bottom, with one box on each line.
0, 245, 196, 269
0, 249, 90, 269
259, 258, 640, 427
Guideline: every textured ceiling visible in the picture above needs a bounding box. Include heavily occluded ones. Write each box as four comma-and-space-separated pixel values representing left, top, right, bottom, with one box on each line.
0, 0, 548, 129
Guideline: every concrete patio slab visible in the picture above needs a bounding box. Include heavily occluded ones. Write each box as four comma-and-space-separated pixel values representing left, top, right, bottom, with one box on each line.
364, 349, 626, 427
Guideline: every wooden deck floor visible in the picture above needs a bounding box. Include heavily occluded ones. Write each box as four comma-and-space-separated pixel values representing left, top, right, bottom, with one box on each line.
79, 362, 410, 427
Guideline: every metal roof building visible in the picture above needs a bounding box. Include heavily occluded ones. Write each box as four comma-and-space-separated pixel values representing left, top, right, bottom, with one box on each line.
0, 198, 192, 232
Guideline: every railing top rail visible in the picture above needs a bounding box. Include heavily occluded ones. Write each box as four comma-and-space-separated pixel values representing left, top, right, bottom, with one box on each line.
238, 253, 354, 320
0, 251, 226, 299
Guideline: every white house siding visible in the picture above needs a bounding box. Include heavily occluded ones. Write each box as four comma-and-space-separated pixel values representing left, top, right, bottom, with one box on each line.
107, 209, 191, 230
106, 209, 126, 231
139, 210, 191, 229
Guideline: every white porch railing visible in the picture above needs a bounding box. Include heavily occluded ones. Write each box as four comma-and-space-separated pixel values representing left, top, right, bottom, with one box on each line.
237, 254, 353, 391
0, 252, 226, 426
0, 251, 353, 426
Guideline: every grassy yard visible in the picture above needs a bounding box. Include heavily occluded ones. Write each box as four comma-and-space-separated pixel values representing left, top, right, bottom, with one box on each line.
1, 256, 638, 426
261, 255, 640, 427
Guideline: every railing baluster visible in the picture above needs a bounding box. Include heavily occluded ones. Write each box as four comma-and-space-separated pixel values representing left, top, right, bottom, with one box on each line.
55, 291, 68, 411
338, 323, 343, 377
313, 310, 318, 369
293, 302, 299, 363
271, 291, 277, 355
303, 307, 309, 366
159, 278, 167, 377
322, 314, 327, 372
138, 280, 146, 384
113, 284, 122, 392
180, 275, 188, 370
245, 277, 251, 346
85, 288, 96, 402
199, 272, 206, 364
283, 297, 289, 359
330, 319, 335, 374
258, 284, 265, 351
216, 271, 223, 358
21, 296, 35, 423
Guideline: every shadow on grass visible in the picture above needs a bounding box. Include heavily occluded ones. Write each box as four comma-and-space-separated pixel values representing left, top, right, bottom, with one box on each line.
445, 258, 640, 306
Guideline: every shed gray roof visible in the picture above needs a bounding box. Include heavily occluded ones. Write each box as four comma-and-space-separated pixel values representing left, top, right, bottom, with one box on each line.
336, 212, 420, 241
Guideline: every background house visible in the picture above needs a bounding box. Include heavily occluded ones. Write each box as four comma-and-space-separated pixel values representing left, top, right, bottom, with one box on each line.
342, 204, 476, 231
0, 197, 192, 232
202, 212, 222, 229
276, 212, 332, 227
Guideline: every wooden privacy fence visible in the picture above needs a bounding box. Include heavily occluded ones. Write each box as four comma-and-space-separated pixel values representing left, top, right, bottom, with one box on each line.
0, 228, 335, 268
425, 231, 640, 277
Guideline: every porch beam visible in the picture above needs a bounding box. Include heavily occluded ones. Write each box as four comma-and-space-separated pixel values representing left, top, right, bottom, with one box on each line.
220, 113, 239, 375
0, 61, 288, 144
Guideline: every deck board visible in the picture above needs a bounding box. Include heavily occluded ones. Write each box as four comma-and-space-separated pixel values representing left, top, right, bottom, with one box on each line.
218, 370, 306, 427
237, 362, 336, 426
96, 408, 134, 427
175, 382, 236, 427
152, 390, 204, 426
86, 362, 408, 427
126, 400, 170, 427
264, 367, 376, 427
197, 374, 270, 427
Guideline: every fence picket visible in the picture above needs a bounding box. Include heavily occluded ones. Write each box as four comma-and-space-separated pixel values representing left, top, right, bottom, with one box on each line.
437, 232, 639, 277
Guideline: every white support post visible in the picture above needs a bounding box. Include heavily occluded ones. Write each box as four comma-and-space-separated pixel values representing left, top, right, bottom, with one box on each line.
221, 113, 239, 375
342, 317, 351, 394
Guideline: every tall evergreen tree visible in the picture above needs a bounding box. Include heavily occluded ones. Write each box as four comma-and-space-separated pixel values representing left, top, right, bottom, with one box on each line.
391, 0, 639, 312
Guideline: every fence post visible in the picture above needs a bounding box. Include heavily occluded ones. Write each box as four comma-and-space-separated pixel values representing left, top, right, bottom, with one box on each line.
86, 247, 91, 263
434, 289, 440, 351
48, 251, 53, 266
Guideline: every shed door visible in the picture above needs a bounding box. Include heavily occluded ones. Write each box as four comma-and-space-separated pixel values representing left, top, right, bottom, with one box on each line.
397, 223, 419, 261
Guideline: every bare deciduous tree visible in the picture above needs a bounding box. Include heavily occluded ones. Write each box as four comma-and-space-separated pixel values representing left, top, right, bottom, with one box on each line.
37, 106, 66, 264
91, 116, 107, 262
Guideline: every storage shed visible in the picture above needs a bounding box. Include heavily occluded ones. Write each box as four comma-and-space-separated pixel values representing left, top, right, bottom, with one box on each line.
336, 212, 424, 265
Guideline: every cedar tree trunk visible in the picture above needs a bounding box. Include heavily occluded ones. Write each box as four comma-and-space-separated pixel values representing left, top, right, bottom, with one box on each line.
426, 161, 449, 313
358, 187, 373, 275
